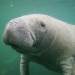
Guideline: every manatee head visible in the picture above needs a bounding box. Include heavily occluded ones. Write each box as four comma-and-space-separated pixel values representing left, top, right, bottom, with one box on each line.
3, 14, 50, 54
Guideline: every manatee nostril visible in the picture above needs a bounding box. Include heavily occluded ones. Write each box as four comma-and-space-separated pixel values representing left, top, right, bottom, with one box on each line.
13, 21, 18, 26
9, 21, 18, 26
14, 21, 18, 24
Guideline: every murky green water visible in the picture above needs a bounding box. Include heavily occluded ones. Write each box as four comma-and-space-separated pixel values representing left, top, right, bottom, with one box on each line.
0, 0, 75, 75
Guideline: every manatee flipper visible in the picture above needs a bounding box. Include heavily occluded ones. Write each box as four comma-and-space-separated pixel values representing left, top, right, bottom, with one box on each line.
60, 57, 74, 75
20, 54, 30, 75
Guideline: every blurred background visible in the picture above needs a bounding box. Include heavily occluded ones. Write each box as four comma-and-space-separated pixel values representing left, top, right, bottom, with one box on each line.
0, 0, 75, 75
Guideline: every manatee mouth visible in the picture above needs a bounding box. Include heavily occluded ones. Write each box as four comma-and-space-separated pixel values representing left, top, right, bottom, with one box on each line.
11, 44, 19, 48
10, 43, 26, 54
10, 43, 20, 49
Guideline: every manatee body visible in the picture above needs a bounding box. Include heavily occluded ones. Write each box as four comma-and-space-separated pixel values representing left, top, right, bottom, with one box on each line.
3, 14, 75, 75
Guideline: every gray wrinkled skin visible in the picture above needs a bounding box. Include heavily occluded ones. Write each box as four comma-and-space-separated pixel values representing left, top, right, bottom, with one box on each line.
3, 14, 75, 75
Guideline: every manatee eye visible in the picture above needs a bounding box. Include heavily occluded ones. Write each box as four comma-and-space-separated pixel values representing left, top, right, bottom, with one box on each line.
39, 22, 46, 31
40, 22, 45, 28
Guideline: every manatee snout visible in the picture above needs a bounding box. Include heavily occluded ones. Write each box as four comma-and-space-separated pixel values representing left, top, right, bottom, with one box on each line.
3, 18, 35, 53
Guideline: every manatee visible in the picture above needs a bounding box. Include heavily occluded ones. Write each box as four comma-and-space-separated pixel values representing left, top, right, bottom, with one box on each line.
3, 14, 75, 75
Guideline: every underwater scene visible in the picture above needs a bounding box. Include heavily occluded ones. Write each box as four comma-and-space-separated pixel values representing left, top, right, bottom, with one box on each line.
0, 0, 75, 75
